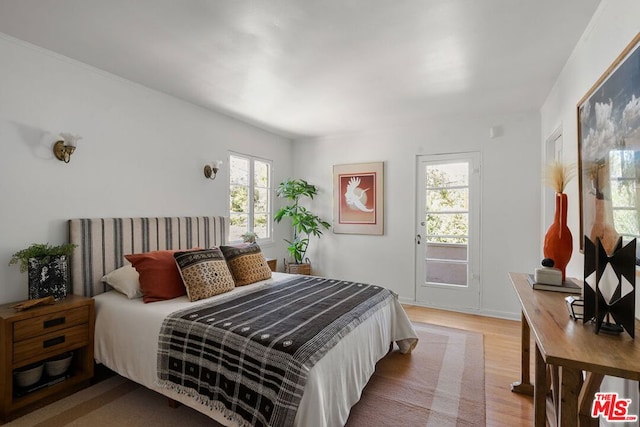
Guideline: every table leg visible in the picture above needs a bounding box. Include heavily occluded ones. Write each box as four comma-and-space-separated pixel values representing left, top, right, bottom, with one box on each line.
548, 364, 560, 419
559, 366, 581, 427
511, 311, 534, 395
534, 343, 547, 427
578, 372, 603, 427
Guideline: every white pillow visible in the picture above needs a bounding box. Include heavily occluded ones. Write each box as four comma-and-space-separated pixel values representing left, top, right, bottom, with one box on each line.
101, 265, 142, 299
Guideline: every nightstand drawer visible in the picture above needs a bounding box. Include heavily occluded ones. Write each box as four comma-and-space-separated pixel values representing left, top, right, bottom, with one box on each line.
13, 306, 89, 342
13, 324, 89, 365
1, 295, 94, 422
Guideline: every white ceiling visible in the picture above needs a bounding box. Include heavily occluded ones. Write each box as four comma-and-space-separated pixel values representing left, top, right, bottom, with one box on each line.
0, 0, 601, 138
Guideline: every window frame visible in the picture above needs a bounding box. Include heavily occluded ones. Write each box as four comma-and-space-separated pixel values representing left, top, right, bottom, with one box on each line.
228, 152, 274, 245
424, 160, 472, 287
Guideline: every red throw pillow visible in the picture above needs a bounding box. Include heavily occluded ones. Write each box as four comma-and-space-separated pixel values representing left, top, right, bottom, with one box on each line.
125, 250, 186, 303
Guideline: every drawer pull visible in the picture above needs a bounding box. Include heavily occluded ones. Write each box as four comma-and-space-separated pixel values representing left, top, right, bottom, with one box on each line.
44, 317, 66, 328
43, 336, 65, 348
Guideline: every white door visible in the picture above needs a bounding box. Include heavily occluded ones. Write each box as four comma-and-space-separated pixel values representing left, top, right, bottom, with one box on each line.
415, 152, 481, 310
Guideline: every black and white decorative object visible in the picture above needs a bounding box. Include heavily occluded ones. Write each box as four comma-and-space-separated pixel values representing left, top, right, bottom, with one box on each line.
27, 255, 70, 300
583, 236, 636, 338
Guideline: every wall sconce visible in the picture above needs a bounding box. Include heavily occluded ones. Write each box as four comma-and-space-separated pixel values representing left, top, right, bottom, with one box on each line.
53, 133, 82, 163
204, 160, 223, 180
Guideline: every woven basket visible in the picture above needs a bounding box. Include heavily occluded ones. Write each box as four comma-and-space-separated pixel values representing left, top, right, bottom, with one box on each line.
285, 262, 311, 275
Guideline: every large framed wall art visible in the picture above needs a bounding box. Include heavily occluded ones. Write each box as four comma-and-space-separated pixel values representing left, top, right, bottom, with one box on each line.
577, 32, 640, 262
333, 162, 384, 235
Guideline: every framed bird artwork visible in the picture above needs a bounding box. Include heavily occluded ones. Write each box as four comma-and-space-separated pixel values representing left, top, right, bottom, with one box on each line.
333, 162, 384, 234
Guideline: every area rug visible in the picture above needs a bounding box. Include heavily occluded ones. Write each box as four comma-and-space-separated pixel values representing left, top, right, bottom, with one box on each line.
346, 322, 485, 426
7, 322, 485, 427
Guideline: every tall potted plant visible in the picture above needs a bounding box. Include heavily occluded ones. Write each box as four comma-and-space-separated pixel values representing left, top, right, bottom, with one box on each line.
274, 178, 330, 274
9, 243, 77, 300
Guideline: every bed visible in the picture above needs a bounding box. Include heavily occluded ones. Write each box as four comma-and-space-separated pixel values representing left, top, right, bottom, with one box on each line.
69, 216, 418, 427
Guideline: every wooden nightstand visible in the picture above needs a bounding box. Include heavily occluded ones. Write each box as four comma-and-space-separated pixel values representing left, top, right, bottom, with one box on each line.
266, 258, 277, 272
0, 295, 94, 422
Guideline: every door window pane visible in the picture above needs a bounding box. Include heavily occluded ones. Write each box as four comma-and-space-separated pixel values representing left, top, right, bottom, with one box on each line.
427, 188, 468, 212
426, 162, 469, 187
425, 260, 467, 286
424, 161, 470, 286
426, 240, 468, 261
426, 213, 468, 242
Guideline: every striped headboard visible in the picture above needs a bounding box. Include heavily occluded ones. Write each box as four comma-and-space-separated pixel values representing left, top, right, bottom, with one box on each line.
68, 216, 228, 297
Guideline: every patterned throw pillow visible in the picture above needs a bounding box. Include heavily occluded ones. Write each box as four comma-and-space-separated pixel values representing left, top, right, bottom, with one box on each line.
220, 243, 272, 286
174, 248, 235, 301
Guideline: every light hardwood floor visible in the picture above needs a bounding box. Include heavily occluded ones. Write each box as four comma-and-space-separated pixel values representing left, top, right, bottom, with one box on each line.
403, 304, 534, 426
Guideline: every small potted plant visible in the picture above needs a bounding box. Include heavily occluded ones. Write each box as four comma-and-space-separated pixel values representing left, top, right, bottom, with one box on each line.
9, 243, 77, 300
240, 231, 258, 244
274, 178, 330, 275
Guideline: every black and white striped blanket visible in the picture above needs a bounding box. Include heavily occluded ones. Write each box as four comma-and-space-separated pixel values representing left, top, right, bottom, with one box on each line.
157, 275, 393, 427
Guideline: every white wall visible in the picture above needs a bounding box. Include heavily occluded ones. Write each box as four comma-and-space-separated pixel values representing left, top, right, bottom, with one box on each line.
0, 34, 292, 304
541, 0, 640, 312
293, 112, 541, 318
540, 0, 640, 419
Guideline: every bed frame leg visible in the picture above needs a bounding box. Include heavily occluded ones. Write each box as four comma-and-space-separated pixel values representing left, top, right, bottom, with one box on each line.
167, 398, 181, 408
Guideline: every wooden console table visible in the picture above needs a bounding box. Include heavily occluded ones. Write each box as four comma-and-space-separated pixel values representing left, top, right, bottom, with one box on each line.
509, 272, 640, 426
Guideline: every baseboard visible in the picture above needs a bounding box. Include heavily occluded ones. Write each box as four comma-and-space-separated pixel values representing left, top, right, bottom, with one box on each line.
398, 297, 520, 321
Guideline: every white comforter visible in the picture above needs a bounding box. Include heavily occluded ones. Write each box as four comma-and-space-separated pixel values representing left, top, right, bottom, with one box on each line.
94, 272, 417, 427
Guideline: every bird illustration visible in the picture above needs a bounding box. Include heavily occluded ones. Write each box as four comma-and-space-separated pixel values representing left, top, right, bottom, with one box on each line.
344, 177, 374, 212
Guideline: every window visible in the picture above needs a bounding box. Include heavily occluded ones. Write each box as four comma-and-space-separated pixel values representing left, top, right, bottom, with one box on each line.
424, 161, 470, 286
229, 153, 272, 243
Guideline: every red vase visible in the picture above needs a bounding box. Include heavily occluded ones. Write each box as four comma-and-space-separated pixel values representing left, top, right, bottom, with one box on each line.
543, 193, 573, 282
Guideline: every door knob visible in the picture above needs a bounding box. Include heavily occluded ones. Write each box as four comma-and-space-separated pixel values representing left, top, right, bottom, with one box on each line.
416, 234, 422, 244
